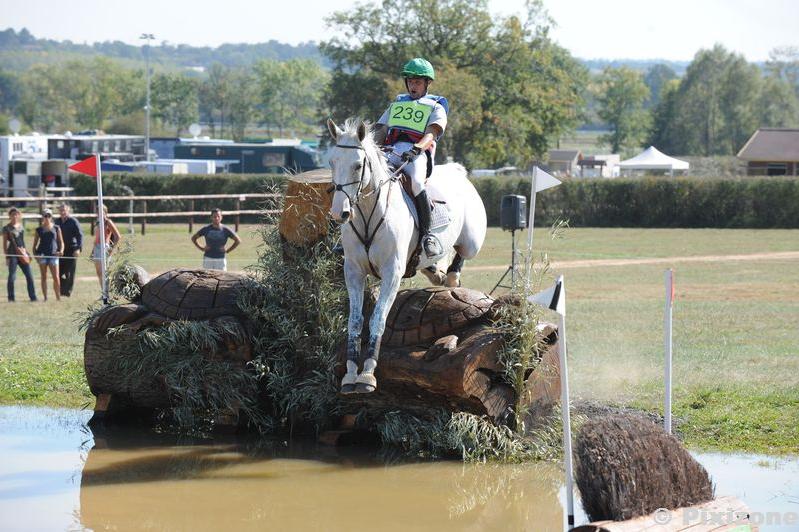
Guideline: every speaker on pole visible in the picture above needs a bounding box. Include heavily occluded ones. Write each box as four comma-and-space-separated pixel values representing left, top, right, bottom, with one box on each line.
500, 194, 527, 231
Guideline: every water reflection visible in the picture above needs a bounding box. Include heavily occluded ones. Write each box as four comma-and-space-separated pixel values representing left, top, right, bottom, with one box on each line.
1, 407, 567, 531
2, 406, 797, 531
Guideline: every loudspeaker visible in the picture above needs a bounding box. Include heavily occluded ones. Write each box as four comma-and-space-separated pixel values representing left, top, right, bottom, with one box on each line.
500, 194, 527, 231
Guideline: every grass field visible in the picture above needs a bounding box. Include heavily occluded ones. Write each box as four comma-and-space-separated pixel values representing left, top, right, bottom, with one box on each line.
1, 223, 797, 454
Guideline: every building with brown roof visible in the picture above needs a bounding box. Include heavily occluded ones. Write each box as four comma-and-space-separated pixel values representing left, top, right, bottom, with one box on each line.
737, 128, 799, 176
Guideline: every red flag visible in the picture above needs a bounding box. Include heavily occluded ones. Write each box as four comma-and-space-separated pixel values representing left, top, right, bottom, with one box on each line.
68, 156, 98, 178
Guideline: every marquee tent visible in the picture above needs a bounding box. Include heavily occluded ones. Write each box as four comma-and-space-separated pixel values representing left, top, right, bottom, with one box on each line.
619, 146, 689, 176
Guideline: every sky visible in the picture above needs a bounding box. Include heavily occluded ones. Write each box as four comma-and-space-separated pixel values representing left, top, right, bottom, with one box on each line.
1, 0, 796, 61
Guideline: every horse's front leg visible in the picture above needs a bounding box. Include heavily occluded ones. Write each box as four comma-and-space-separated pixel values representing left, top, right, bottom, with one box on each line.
356, 265, 403, 393
341, 260, 366, 395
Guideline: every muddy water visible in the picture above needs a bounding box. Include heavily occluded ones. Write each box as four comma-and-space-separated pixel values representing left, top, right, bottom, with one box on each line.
0, 406, 797, 531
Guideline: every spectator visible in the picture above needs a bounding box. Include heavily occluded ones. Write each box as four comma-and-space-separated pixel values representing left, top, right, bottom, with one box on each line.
55, 203, 83, 297
191, 208, 241, 271
32, 209, 64, 302
2, 207, 37, 302
91, 205, 122, 287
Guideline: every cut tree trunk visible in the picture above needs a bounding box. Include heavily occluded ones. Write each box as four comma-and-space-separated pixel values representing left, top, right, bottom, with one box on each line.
336, 322, 561, 425
278, 169, 333, 246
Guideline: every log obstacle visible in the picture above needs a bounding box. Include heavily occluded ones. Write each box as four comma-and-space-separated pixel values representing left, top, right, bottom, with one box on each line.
83, 168, 561, 432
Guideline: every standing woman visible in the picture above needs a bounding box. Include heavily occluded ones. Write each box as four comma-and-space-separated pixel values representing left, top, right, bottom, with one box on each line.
32, 209, 64, 301
2, 207, 37, 302
91, 205, 121, 287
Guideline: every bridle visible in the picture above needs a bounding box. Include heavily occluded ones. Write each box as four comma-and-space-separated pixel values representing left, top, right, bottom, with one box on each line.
327, 143, 371, 207
327, 142, 405, 275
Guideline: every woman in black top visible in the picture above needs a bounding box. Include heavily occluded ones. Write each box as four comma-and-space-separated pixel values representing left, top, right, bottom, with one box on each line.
2, 207, 37, 302
33, 209, 64, 301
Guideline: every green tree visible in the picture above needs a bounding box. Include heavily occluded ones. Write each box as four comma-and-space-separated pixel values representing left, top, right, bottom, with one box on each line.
595, 67, 650, 153
254, 58, 328, 136
151, 72, 199, 135
199, 63, 231, 137
643, 64, 676, 108
321, 0, 586, 168
650, 45, 764, 156
227, 69, 256, 141
647, 79, 681, 153
757, 76, 799, 128
766, 46, 799, 96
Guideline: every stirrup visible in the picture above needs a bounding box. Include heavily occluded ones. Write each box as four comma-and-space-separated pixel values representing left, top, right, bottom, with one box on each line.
422, 234, 443, 258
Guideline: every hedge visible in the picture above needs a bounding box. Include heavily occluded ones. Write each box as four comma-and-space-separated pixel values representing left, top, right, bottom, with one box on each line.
472, 176, 799, 229
69, 173, 799, 228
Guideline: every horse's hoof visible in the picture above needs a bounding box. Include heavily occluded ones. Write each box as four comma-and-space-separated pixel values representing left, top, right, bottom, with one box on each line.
340, 383, 358, 395
354, 383, 376, 393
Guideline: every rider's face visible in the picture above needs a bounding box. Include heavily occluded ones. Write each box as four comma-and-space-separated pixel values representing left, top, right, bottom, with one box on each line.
406, 77, 429, 99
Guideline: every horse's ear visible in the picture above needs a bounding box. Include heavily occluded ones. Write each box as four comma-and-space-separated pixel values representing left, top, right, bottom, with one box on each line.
327, 119, 341, 142
357, 121, 367, 142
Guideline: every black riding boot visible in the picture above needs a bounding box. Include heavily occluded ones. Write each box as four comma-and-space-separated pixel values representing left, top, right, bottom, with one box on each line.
414, 190, 442, 258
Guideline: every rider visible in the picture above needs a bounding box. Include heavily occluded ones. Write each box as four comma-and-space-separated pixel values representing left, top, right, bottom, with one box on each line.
374, 57, 448, 258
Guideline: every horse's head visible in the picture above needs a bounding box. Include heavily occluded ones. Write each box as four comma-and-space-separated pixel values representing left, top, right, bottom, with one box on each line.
327, 118, 372, 224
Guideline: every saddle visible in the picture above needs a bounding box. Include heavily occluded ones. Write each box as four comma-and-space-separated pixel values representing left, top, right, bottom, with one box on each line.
392, 170, 451, 278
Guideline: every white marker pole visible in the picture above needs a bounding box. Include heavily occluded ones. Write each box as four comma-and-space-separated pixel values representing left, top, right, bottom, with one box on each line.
524, 166, 539, 293
96, 155, 108, 305
664, 269, 674, 434
556, 276, 574, 529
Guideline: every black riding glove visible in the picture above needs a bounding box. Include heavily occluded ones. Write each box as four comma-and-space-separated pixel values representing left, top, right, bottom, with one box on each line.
401, 146, 422, 163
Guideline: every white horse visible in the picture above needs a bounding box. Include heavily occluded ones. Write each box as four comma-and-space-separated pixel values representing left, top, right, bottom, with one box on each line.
327, 118, 487, 394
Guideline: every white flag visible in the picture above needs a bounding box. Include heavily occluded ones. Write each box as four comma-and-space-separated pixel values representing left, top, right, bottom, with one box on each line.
527, 275, 566, 316
535, 166, 561, 192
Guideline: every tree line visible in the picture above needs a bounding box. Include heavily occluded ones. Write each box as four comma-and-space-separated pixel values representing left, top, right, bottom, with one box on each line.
1, 2, 798, 165
594, 45, 799, 156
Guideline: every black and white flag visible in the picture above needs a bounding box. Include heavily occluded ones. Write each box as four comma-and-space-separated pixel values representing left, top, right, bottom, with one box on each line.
527, 275, 565, 316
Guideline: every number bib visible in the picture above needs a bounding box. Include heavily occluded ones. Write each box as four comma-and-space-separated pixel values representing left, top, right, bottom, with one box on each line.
387, 100, 433, 134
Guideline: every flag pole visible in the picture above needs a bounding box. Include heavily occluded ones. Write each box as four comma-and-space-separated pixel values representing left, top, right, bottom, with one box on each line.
524, 166, 538, 293
95, 155, 108, 304
555, 275, 574, 529
664, 269, 674, 433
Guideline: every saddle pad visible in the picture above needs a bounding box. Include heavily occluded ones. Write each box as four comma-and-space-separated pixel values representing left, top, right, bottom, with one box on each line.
401, 188, 450, 232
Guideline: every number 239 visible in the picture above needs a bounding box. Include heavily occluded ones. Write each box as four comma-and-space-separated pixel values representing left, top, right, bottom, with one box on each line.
392, 106, 425, 123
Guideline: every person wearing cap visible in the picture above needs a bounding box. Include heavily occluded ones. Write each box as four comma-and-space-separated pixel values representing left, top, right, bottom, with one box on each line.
373, 57, 448, 258
32, 208, 64, 301
55, 203, 83, 297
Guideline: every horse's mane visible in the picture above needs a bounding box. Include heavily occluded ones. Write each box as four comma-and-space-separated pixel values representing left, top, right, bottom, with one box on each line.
340, 118, 389, 179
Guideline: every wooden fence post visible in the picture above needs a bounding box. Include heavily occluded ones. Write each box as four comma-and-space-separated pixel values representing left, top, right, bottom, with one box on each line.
90, 201, 96, 236
189, 199, 194, 234
235, 197, 241, 232
141, 201, 147, 236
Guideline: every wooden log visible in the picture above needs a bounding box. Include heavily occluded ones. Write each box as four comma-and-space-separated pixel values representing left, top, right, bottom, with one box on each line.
573, 495, 756, 532
278, 169, 333, 246
336, 317, 560, 424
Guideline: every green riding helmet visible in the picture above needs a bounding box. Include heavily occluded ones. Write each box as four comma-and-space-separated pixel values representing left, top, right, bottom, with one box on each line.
401, 58, 435, 80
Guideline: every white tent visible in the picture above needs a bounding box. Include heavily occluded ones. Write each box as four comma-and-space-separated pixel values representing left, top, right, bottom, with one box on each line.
619, 146, 689, 176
